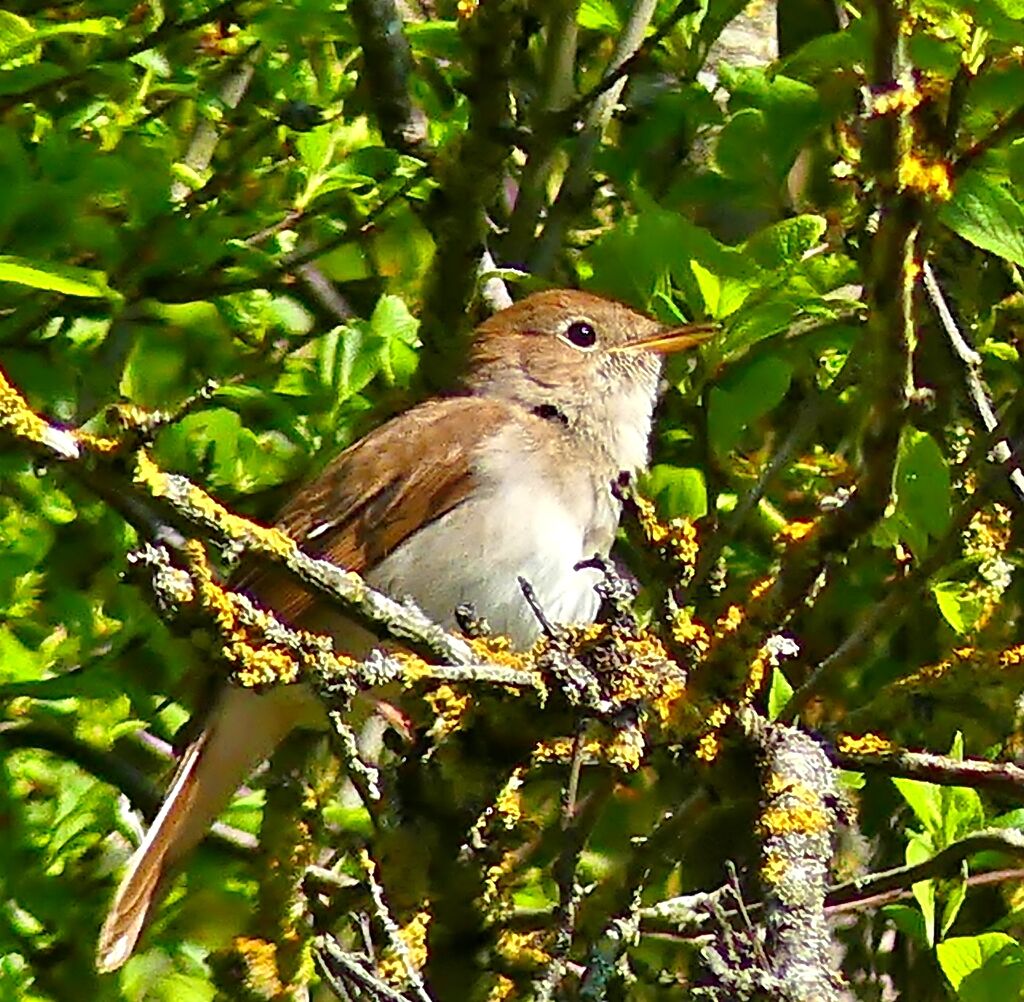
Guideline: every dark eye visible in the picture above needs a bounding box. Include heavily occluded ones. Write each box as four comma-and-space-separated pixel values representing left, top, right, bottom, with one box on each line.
564, 320, 597, 349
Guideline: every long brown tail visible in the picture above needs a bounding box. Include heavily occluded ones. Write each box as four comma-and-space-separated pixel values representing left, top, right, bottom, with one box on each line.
96, 685, 316, 972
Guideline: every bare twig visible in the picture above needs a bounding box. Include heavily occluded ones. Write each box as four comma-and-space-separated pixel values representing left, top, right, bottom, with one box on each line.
530, 0, 661, 275
832, 744, 1024, 799
316, 933, 418, 1002
684, 367, 852, 598
827, 829, 1024, 907
362, 850, 433, 1002
503, 0, 581, 265
170, 46, 261, 204
781, 407, 1024, 720
923, 259, 1024, 502
954, 102, 1024, 177
533, 728, 587, 1002
0, 721, 257, 855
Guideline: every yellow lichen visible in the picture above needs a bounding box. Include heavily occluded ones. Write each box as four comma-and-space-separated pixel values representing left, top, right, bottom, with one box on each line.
495, 930, 551, 968
481, 849, 519, 915
493, 768, 525, 829
633, 493, 700, 567
232, 936, 283, 996
0, 368, 78, 455
425, 683, 471, 739
487, 974, 517, 1002
1001, 645, 1024, 668
396, 650, 432, 685
605, 726, 646, 771
777, 519, 817, 543
761, 849, 789, 886
457, 0, 478, 17
871, 82, 923, 116
742, 651, 768, 702
836, 732, 894, 755
695, 731, 720, 763
531, 736, 577, 764
713, 604, 744, 638
671, 612, 710, 657
135, 450, 297, 557
759, 801, 830, 836
897, 154, 952, 201
469, 634, 527, 670
229, 640, 300, 687
378, 908, 431, 986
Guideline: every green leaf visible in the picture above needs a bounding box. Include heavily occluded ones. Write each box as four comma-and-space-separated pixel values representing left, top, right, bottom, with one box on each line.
906, 831, 937, 946
894, 778, 943, 834
941, 169, 1024, 267
882, 903, 928, 945
0, 12, 33, 59
158, 409, 244, 486
578, 0, 621, 31
645, 464, 708, 519
989, 0, 1024, 17
0, 255, 114, 298
0, 625, 44, 681
1, 16, 119, 60
940, 870, 968, 939
892, 428, 951, 558
690, 259, 750, 318
708, 356, 793, 456
0, 62, 65, 95
370, 294, 420, 345
744, 215, 827, 270
931, 581, 985, 634
937, 933, 1024, 1001
767, 666, 794, 721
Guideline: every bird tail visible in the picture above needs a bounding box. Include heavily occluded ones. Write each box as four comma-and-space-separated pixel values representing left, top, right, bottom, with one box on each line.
96, 685, 314, 972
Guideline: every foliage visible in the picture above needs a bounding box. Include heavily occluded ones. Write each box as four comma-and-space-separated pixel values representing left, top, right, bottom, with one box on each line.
3, 0, 1024, 1000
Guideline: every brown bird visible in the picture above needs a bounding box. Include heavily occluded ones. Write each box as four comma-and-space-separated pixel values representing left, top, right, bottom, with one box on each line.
96, 288, 709, 971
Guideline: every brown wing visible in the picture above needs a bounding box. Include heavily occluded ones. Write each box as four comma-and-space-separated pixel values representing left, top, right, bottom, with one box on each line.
230, 395, 509, 626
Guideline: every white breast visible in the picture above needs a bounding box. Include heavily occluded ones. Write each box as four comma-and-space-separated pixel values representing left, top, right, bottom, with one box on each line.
367, 422, 616, 648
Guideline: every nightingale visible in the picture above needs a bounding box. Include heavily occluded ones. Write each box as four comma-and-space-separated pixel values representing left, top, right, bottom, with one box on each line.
96, 288, 709, 972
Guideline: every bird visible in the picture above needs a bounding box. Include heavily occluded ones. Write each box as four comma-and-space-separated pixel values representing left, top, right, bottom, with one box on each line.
96, 288, 710, 972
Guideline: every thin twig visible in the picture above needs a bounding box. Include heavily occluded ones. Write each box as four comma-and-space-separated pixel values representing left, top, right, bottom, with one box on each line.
923, 259, 1024, 502
530, 0, 661, 274
954, 102, 1024, 177
316, 934, 417, 1002
827, 829, 1024, 907
362, 850, 434, 1002
832, 745, 1024, 799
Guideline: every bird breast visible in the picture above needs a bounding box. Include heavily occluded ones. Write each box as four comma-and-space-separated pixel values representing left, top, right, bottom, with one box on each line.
366, 417, 620, 648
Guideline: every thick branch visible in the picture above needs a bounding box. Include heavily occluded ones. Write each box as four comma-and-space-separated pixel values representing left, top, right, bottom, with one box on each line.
739, 708, 840, 1002
349, 0, 428, 154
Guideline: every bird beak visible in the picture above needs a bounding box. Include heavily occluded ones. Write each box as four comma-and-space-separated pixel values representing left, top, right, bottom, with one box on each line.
614, 322, 717, 355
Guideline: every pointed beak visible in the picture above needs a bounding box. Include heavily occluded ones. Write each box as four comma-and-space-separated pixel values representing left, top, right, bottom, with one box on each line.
614, 322, 717, 356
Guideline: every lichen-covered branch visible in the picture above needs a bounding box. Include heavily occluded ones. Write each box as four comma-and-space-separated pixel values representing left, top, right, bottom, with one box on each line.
736, 707, 840, 1002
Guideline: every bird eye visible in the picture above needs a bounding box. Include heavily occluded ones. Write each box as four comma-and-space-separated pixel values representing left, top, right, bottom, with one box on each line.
563, 320, 597, 350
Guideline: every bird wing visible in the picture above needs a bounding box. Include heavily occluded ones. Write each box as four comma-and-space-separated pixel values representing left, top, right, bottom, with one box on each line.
231, 394, 510, 625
